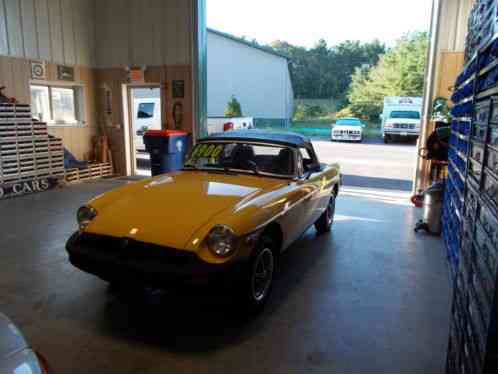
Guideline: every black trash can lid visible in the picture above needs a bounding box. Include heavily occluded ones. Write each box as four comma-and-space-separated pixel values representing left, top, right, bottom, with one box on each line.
144, 129, 187, 137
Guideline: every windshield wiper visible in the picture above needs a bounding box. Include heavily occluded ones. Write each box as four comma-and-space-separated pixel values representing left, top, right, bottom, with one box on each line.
205, 164, 238, 175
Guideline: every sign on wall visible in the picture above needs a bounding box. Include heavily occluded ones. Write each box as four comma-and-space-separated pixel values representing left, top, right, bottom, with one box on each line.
172, 80, 185, 98
0, 177, 59, 200
57, 65, 75, 81
31, 60, 47, 80
105, 89, 112, 115
129, 67, 144, 82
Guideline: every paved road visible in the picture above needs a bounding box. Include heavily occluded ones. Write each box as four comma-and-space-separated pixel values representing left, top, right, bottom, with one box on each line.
313, 138, 418, 191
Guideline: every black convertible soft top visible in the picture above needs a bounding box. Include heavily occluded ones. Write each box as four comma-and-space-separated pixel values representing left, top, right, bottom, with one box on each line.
200, 130, 311, 148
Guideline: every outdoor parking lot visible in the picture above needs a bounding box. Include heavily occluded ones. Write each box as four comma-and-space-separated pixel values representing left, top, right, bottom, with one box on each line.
313, 138, 417, 192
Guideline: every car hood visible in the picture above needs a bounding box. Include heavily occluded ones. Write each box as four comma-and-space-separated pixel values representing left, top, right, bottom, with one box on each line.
85, 171, 286, 249
332, 125, 362, 131
386, 118, 420, 124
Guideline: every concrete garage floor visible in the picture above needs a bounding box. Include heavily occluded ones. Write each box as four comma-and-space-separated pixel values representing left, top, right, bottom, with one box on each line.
0, 179, 450, 374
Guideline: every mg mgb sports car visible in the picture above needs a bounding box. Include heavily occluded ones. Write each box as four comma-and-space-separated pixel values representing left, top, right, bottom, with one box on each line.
66, 131, 341, 311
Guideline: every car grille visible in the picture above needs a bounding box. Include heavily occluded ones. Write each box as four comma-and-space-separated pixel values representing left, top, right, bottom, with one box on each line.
77, 233, 197, 265
393, 123, 416, 129
334, 130, 361, 135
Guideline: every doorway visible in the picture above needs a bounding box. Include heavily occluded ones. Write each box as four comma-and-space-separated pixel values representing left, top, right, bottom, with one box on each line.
129, 87, 162, 176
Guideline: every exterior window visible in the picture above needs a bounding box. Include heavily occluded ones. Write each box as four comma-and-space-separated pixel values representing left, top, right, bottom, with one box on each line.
137, 103, 155, 119
30, 84, 84, 125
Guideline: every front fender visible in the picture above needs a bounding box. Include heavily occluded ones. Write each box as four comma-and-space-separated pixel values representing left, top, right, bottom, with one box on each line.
184, 182, 306, 264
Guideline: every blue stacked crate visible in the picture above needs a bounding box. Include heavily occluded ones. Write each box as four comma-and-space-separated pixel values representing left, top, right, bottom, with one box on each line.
444, 70, 473, 286
445, 25, 498, 373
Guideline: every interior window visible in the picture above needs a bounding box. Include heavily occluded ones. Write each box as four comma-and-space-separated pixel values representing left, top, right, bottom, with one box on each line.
30, 86, 50, 122
51, 87, 76, 123
30, 84, 83, 125
137, 103, 155, 118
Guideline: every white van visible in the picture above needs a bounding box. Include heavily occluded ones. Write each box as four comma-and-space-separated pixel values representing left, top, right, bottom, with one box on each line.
133, 98, 161, 152
207, 117, 254, 135
381, 97, 422, 143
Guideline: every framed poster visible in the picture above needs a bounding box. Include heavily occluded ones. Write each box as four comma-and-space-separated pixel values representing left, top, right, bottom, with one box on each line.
57, 65, 75, 81
172, 80, 185, 98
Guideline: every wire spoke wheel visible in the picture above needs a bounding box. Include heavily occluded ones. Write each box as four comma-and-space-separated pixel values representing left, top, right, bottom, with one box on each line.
327, 196, 336, 226
251, 248, 274, 302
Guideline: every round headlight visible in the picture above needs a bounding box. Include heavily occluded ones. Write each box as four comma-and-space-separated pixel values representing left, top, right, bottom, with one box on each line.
207, 225, 237, 257
77, 206, 97, 228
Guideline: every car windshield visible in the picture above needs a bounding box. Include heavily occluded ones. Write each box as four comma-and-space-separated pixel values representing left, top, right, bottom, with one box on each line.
336, 118, 362, 126
389, 111, 420, 119
137, 103, 155, 118
184, 142, 295, 177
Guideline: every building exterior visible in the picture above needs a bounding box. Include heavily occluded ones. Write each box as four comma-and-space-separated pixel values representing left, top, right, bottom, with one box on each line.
207, 28, 294, 128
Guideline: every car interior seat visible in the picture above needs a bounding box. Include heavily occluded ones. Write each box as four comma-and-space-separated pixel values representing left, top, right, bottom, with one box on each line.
231, 144, 256, 169
276, 148, 294, 175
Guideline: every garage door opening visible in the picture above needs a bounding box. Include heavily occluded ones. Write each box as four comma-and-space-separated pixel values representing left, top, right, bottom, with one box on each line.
129, 87, 162, 176
206, 0, 433, 197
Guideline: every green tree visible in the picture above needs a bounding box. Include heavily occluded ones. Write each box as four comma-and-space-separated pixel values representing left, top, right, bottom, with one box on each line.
347, 32, 429, 120
224, 96, 243, 117
269, 39, 386, 102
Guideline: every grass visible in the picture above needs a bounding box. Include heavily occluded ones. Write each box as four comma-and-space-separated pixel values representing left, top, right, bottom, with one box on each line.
279, 118, 382, 139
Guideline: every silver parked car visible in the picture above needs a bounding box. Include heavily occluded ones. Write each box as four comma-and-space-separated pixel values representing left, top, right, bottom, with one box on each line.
0, 313, 53, 374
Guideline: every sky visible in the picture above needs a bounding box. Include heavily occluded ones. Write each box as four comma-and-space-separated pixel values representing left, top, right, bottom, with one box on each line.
207, 0, 433, 48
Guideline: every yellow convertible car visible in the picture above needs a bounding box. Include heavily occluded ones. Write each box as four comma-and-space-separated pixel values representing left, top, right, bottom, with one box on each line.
66, 131, 341, 311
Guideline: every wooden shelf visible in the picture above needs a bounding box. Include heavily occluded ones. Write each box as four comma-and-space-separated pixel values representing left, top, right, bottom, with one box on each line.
65, 162, 114, 184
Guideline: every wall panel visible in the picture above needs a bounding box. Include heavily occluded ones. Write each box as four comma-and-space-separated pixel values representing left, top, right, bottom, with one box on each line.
0, 0, 96, 66
96, 0, 193, 68
34, 0, 51, 60
5, 0, 23, 57
72, 0, 96, 67
61, 0, 76, 65
150, 0, 164, 66
47, 0, 64, 63
0, 0, 8, 55
436, 51, 465, 99
129, 0, 143, 66
21, 0, 38, 58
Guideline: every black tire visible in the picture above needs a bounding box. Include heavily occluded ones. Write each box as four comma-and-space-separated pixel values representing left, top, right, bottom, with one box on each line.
107, 280, 142, 294
315, 193, 336, 234
239, 236, 276, 314
383, 136, 389, 144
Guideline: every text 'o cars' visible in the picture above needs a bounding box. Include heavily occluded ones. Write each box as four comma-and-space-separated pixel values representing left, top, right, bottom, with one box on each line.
66, 130, 341, 313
